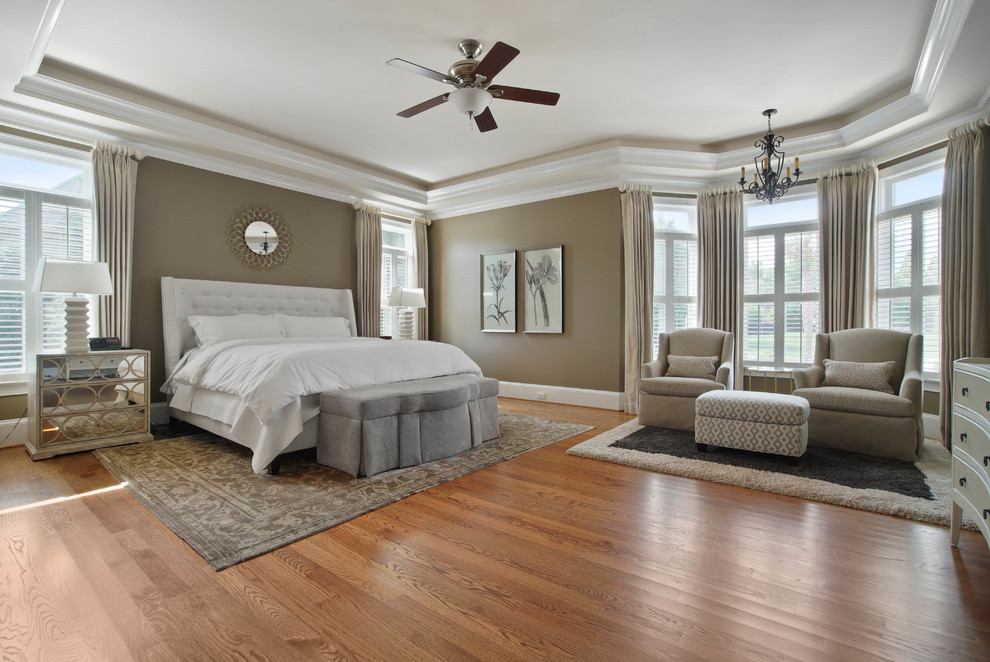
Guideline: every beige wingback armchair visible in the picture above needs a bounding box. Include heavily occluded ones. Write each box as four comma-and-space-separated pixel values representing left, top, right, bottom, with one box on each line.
639, 328, 734, 430
792, 329, 924, 461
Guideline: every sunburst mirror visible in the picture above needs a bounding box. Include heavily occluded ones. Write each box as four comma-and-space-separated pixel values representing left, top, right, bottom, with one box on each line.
226, 206, 292, 270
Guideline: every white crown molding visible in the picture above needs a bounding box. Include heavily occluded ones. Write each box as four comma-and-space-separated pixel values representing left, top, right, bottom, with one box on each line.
23, 0, 65, 77
912, 0, 973, 104
142, 141, 427, 219
14, 72, 429, 207
3, 0, 977, 221
979, 85, 990, 112
426, 146, 714, 218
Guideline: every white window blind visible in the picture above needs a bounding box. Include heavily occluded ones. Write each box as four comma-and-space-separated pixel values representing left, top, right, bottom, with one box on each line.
652, 201, 698, 359
0, 145, 92, 382
743, 194, 819, 367
876, 160, 943, 380
380, 220, 414, 337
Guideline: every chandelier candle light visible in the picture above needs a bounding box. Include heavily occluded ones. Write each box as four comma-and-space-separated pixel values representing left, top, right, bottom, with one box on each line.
738, 109, 801, 204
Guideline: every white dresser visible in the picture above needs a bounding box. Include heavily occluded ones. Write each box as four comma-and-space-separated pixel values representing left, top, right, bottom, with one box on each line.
951, 357, 990, 549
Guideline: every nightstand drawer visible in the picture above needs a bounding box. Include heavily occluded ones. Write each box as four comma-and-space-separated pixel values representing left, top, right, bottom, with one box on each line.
952, 410, 990, 482
953, 455, 990, 536
955, 369, 990, 425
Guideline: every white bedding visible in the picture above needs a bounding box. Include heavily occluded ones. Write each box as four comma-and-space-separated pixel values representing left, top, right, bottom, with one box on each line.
163, 336, 482, 472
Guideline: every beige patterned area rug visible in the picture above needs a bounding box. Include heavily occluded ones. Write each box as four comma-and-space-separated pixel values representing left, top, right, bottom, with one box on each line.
567, 419, 976, 530
95, 413, 591, 570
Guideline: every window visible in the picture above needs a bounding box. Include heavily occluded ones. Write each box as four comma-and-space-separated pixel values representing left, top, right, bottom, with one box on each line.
743, 193, 820, 367
876, 157, 944, 380
0, 142, 93, 384
652, 199, 698, 359
380, 219, 414, 337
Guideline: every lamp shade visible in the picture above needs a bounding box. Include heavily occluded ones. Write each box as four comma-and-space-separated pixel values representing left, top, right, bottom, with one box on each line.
34, 258, 113, 295
388, 286, 426, 308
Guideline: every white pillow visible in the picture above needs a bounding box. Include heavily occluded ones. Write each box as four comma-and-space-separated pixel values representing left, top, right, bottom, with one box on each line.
277, 314, 351, 338
188, 314, 283, 346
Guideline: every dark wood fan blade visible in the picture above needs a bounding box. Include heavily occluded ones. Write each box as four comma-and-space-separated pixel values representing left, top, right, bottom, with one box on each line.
387, 58, 456, 85
474, 107, 498, 132
397, 94, 449, 118
490, 86, 560, 106
472, 41, 519, 83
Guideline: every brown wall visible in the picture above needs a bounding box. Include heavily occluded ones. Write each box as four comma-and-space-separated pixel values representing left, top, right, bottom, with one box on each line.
130, 158, 356, 401
0, 395, 26, 420
429, 189, 624, 392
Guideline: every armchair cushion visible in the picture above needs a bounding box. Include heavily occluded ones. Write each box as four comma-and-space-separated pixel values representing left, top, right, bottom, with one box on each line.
665, 355, 719, 380
792, 386, 915, 417
640, 377, 725, 398
821, 359, 896, 394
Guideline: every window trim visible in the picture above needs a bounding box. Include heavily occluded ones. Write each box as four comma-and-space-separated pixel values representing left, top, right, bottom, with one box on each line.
876, 155, 944, 384
742, 190, 820, 368
0, 143, 93, 383
875, 198, 941, 382
652, 199, 699, 358
379, 218, 415, 337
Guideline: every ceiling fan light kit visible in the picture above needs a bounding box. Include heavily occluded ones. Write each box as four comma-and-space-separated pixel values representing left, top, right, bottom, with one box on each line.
387, 39, 560, 133
449, 87, 492, 117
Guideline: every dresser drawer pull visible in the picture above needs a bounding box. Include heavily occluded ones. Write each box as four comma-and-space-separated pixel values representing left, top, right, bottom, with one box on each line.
985, 509, 990, 521
962, 387, 969, 396
959, 477, 967, 487
985, 456, 990, 467
985, 400, 989, 412
960, 433, 967, 443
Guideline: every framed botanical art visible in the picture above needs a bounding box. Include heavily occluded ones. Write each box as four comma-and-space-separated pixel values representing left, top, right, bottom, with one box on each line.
481, 250, 516, 332
523, 245, 563, 334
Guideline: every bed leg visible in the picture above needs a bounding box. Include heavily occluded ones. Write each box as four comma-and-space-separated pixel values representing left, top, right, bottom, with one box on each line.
267, 457, 282, 476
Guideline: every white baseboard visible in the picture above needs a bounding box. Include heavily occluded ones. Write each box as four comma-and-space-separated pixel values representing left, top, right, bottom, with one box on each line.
0, 417, 28, 448
151, 402, 170, 425
923, 413, 941, 442
498, 382, 625, 411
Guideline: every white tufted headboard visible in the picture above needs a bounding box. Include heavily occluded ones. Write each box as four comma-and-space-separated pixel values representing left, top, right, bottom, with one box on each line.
161, 277, 358, 377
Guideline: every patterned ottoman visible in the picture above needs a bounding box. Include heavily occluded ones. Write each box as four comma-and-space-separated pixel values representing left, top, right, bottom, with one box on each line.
695, 391, 810, 463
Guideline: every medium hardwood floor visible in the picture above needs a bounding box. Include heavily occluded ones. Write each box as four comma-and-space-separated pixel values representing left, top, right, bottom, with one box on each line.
2, 398, 989, 661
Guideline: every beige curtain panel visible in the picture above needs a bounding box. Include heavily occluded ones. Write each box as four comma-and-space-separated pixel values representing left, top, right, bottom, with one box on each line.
355, 203, 382, 338
698, 187, 743, 388
940, 120, 990, 446
92, 142, 144, 346
817, 162, 877, 333
620, 185, 654, 414
413, 217, 430, 340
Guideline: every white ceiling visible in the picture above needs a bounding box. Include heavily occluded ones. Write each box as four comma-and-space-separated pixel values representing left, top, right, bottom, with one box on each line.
1, 0, 989, 217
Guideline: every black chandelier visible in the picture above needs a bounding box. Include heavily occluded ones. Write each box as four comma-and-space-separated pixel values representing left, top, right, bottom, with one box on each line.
259, 230, 273, 255
738, 109, 800, 204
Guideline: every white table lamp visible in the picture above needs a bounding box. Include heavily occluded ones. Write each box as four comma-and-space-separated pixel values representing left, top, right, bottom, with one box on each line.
34, 258, 113, 353
388, 286, 426, 340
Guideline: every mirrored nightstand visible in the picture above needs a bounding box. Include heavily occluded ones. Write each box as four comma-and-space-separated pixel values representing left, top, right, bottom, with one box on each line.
26, 349, 153, 459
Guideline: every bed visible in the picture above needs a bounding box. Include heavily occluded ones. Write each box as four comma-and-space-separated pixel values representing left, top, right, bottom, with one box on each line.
160, 277, 486, 473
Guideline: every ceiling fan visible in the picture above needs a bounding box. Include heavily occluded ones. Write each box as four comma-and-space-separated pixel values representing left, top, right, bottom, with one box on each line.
387, 39, 560, 133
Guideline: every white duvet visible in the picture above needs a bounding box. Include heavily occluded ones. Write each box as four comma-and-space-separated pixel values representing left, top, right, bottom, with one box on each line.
163, 337, 483, 471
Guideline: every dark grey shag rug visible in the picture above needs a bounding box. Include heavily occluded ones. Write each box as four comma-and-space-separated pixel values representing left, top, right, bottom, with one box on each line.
567, 419, 975, 530
95, 413, 591, 570
613, 426, 933, 499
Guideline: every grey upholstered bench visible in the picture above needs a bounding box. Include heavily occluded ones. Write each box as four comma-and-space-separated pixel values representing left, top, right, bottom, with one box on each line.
695, 390, 810, 464
317, 374, 499, 477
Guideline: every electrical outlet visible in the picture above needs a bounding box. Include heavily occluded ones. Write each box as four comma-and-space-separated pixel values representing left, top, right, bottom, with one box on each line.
536, 391, 547, 400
